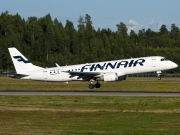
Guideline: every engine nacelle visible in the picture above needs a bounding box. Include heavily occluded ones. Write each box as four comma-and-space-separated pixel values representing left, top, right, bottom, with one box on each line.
117, 75, 127, 81
103, 73, 118, 81
97, 73, 126, 82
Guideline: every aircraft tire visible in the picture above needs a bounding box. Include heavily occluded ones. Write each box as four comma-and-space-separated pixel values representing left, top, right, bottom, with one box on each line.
95, 83, 101, 88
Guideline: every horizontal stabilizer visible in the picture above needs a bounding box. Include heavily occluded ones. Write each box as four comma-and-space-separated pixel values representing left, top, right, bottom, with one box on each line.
7, 73, 29, 79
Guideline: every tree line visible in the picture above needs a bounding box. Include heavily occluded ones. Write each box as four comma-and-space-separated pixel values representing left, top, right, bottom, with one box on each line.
0, 11, 179, 73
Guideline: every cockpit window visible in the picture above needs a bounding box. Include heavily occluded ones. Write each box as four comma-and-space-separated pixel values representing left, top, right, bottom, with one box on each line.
161, 58, 169, 61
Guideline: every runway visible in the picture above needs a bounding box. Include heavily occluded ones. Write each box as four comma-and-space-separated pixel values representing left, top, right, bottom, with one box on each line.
0, 90, 180, 97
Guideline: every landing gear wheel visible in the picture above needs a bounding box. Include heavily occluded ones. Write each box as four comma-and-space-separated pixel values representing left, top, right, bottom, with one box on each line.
157, 74, 161, 80
95, 83, 101, 88
89, 84, 95, 89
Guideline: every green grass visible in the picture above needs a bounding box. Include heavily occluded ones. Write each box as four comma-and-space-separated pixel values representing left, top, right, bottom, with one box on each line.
1, 77, 180, 91
0, 96, 180, 134
0, 77, 180, 134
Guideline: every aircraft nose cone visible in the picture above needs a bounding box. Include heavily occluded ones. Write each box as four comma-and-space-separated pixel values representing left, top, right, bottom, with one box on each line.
172, 62, 178, 68
175, 63, 178, 68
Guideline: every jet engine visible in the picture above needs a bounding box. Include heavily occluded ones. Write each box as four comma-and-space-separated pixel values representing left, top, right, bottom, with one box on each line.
98, 73, 126, 82
103, 73, 118, 81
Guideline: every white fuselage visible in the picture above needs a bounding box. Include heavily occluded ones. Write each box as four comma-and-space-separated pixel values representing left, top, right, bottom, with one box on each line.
21, 56, 178, 82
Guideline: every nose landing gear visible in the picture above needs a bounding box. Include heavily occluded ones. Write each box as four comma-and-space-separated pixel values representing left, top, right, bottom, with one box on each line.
157, 71, 162, 80
89, 83, 95, 89
89, 81, 101, 89
157, 74, 161, 80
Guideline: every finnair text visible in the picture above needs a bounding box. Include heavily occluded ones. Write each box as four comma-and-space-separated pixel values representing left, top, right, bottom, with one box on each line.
81, 59, 145, 72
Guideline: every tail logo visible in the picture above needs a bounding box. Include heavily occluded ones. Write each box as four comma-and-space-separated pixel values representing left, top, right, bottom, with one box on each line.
13, 56, 30, 63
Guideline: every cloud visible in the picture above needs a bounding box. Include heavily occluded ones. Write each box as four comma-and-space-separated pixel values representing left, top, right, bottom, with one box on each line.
128, 19, 138, 27
127, 19, 141, 33
126, 19, 162, 33
147, 19, 162, 31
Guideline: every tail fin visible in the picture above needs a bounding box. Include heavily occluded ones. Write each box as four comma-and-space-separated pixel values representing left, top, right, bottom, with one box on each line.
8, 47, 44, 73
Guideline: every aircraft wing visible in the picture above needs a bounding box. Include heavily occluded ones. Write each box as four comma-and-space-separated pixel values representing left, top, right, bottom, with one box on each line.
65, 71, 102, 81
68, 71, 101, 76
65, 70, 127, 81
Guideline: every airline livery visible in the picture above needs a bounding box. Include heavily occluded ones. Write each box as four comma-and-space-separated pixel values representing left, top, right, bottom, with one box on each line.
8, 47, 178, 89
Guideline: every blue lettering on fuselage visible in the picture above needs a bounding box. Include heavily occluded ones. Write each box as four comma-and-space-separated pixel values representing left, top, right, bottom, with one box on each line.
95, 63, 106, 71
80, 59, 145, 72
105, 62, 117, 69
116, 61, 128, 68
133, 59, 145, 66
90, 64, 95, 71
128, 60, 135, 67
81, 64, 91, 72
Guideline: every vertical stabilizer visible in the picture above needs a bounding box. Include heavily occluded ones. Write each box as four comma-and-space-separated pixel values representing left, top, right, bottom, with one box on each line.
8, 47, 44, 73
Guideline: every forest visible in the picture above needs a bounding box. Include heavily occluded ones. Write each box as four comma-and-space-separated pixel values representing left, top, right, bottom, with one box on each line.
0, 11, 180, 73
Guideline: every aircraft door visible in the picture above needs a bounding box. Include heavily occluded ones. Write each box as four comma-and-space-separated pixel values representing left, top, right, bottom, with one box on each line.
152, 59, 156, 67
43, 71, 48, 79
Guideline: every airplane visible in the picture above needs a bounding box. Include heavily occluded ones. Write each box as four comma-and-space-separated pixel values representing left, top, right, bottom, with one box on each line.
8, 47, 178, 89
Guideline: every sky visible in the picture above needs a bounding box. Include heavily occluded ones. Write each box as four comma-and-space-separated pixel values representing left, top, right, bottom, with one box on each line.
1, 0, 180, 33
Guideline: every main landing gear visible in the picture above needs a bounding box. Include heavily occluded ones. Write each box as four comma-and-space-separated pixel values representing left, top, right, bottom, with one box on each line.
89, 81, 101, 89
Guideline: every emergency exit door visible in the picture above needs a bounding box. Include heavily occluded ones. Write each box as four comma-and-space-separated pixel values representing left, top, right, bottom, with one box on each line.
152, 59, 156, 67
43, 71, 48, 79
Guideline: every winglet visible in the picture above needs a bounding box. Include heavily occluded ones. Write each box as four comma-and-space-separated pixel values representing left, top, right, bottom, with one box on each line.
55, 63, 60, 67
